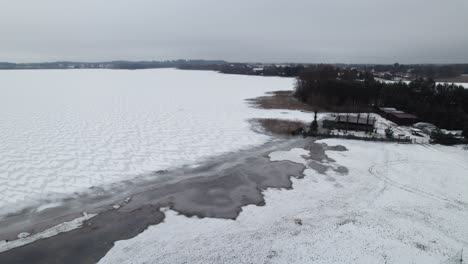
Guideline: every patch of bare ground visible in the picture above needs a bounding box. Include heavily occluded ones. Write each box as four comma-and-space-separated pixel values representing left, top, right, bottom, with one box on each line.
247, 91, 318, 112
251, 118, 305, 136
247, 91, 372, 113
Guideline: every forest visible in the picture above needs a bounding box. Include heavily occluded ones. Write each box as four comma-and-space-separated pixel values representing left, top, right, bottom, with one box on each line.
179, 63, 304, 77
294, 65, 468, 137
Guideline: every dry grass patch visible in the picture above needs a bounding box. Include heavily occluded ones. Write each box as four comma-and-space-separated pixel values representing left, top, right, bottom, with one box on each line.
247, 91, 318, 112
252, 118, 306, 136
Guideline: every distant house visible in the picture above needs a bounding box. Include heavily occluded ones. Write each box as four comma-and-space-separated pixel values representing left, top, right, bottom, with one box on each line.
378, 107, 418, 125
334, 114, 376, 132
387, 112, 418, 125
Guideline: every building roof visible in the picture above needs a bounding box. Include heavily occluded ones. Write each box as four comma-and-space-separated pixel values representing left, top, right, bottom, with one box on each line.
380, 107, 406, 114
390, 113, 418, 119
379, 107, 418, 119
379, 107, 397, 112
336, 115, 376, 125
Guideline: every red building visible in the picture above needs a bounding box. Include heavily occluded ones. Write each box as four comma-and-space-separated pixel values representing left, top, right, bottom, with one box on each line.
378, 107, 418, 125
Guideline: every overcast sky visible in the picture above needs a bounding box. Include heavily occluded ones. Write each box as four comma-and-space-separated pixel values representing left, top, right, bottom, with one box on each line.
1, 0, 467, 64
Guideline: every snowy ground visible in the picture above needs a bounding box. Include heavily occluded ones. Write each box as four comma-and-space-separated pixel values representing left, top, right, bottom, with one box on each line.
375, 78, 468, 89
0, 69, 313, 216
326, 113, 431, 143
440, 82, 468, 89
2, 69, 467, 263
100, 139, 468, 264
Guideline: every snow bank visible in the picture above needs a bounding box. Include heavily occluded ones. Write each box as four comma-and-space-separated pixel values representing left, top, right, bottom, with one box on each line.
0, 212, 97, 253
99, 140, 468, 264
0, 69, 313, 216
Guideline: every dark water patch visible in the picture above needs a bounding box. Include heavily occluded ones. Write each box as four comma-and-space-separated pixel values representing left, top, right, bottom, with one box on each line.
0, 139, 296, 241
302, 141, 347, 163
113, 159, 305, 220
335, 166, 349, 174
0, 206, 164, 264
327, 145, 348, 152
307, 160, 329, 174
0, 138, 349, 264
167, 160, 305, 219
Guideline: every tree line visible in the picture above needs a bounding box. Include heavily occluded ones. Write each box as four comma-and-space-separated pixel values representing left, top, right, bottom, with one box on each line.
179, 63, 304, 77
347, 63, 468, 79
294, 65, 468, 138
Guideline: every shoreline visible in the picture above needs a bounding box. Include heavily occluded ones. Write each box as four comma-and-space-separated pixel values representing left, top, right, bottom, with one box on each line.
2, 85, 466, 263
1, 137, 342, 263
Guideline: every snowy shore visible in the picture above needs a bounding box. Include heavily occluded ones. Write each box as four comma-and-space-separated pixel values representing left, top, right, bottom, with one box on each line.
100, 139, 468, 264
1, 69, 467, 264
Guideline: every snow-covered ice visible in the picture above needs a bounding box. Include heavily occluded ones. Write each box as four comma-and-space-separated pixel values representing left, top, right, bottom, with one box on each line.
0, 69, 313, 216
99, 139, 468, 264
3, 69, 467, 263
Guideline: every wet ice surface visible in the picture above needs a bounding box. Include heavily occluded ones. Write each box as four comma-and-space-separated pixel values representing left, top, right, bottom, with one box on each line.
0, 69, 313, 216
3, 69, 467, 264
0, 138, 336, 264
0, 212, 97, 253
99, 140, 468, 264
1, 137, 467, 264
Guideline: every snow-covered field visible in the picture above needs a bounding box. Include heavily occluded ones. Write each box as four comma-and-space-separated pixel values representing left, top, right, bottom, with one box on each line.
376, 78, 468, 89
438, 82, 468, 88
100, 139, 468, 264
0, 69, 312, 216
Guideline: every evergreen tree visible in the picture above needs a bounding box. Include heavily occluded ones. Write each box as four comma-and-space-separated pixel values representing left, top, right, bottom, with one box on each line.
310, 110, 319, 134
463, 117, 468, 139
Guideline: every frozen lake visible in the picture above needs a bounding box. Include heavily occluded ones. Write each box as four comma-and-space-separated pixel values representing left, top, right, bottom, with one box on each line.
0, 69, 311, 216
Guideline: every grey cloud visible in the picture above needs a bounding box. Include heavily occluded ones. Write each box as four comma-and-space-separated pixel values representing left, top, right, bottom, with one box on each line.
1, 0, 467, 63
